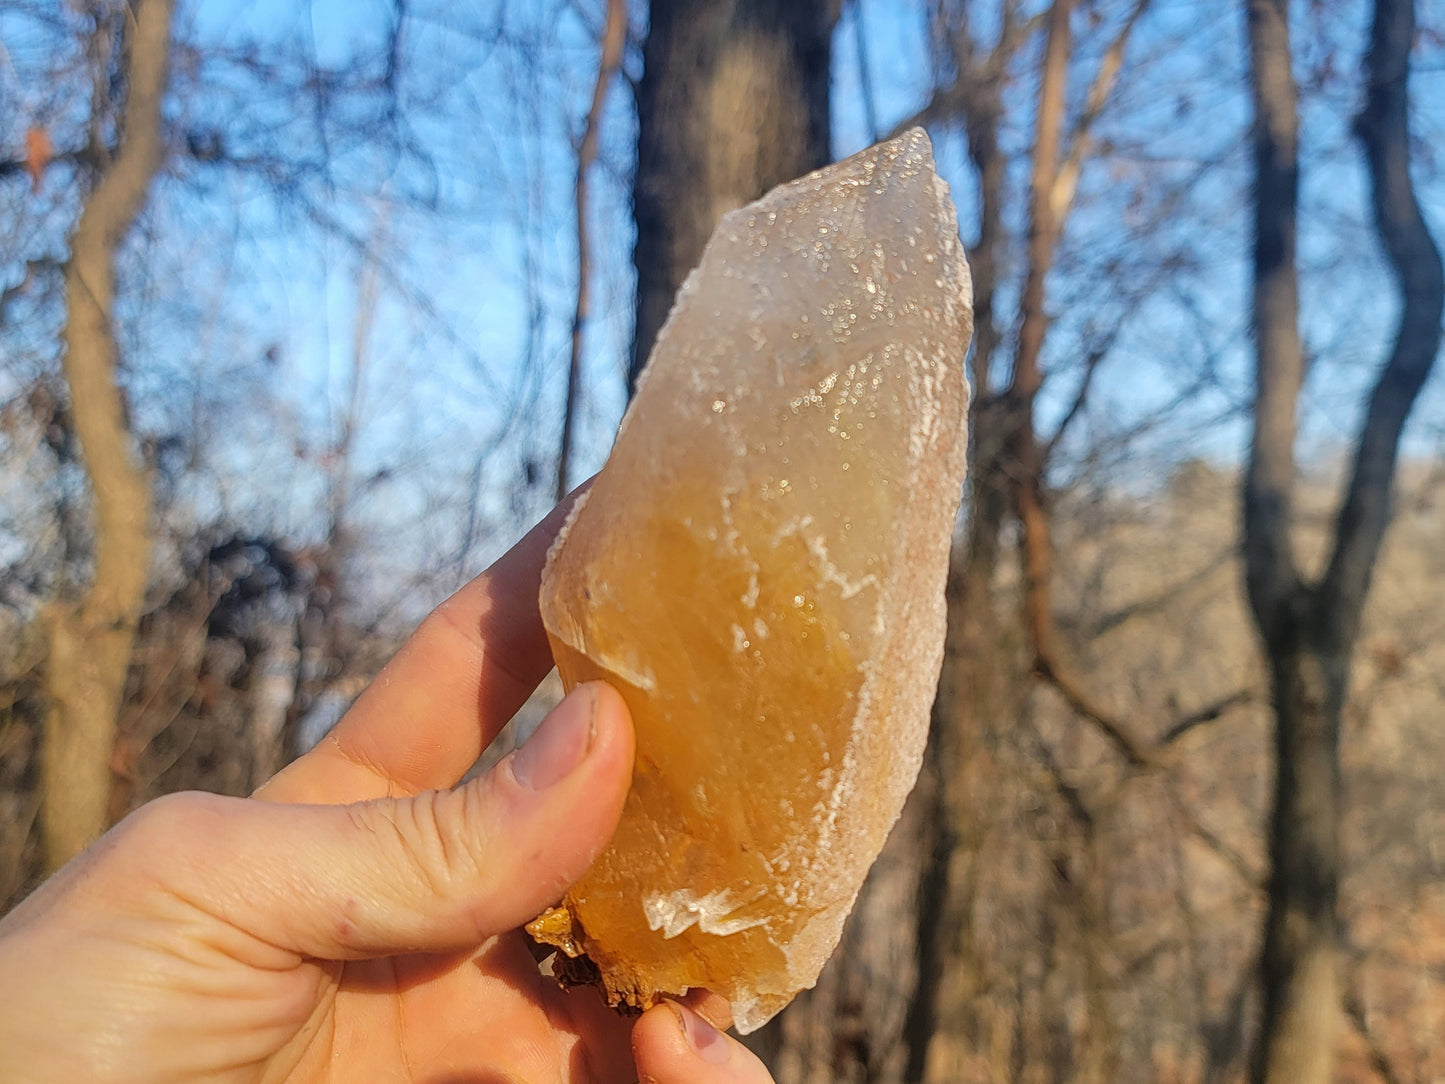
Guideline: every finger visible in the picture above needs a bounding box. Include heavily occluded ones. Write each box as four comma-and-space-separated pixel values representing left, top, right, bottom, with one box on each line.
114, 683, 632, 961
678, 988, 735, 1032
259, 492, 584, 805
633, 1002, 776, 1084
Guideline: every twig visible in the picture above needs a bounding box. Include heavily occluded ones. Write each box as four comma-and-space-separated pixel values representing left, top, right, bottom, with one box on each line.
1169, 791, 1263, 890
1027, 721, 1095, 830
1041, 332, 1114, 466
1087, 544, 1236, 639
1160, 688, 1257, 746
1032, 648, 1158, 768
883, 11, 1047, 141
1342, 985, 1404, 1084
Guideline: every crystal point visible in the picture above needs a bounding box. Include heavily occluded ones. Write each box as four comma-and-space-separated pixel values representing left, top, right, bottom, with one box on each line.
532, 129, 972, 1033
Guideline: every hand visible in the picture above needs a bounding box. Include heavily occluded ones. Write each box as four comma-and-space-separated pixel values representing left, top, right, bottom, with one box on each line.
0, 499, 777, 1084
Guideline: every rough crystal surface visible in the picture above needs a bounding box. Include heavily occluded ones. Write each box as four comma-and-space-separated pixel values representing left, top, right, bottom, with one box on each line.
532, 128, 972, 1033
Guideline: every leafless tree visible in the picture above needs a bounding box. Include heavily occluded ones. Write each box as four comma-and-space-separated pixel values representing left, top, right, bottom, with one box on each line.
39, 0, 176, 871
1244, 0, 1443, 1080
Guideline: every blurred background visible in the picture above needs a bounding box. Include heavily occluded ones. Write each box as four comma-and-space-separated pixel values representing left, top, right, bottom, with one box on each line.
2, 1, 1443, 1081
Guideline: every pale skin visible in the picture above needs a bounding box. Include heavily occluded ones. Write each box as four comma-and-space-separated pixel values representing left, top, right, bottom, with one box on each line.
0, 498, 777, 1084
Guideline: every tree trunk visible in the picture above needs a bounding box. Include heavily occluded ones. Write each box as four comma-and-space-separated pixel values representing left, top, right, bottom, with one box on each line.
1246, 0, 1442, 1080
907, 12, 1021, 1080
1253, 604, 1344, 1084
912, 525, 1017, 1084
629, 0, 837, 391
41, 0, 175, 871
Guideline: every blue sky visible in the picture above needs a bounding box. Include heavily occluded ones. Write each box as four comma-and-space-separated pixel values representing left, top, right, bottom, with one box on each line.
4, 0, 1442, 608
188, 0, 1445, 544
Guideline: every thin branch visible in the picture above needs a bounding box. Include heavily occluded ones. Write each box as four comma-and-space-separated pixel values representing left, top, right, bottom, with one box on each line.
1041, 331, 1113, 466
1170, 792, 1264, 889
1159, 688, 1257, 747
1086, 544, 1235, 639
1341, 985, 1405, 1084
885, 84, 966, 142
1050, 0, 1151, 224
1032, 650, 1158, 768
556, 0, 627, 502
0, 147, 92, 182
0, 258, 64, 328
884, 10, 1047, 141
1027, 720, 1096, 830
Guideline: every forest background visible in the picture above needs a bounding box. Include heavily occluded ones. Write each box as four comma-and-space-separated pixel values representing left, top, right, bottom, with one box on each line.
2, 1, 1444, 1082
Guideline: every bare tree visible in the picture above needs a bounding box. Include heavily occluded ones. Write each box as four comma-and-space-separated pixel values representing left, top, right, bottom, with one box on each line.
911, 4, 1163, 1079
1244, 0, 1443, 1080
40, 0, 176, 871
2, 0, 631, 891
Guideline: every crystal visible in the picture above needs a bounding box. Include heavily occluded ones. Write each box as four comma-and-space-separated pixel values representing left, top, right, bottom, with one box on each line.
530, 128, 972, 1034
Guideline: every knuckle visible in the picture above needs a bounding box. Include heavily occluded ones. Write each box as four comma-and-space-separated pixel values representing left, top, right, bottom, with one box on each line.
114, 790, 223, 850
354, 789, 484, 902
93, 791, 230, 893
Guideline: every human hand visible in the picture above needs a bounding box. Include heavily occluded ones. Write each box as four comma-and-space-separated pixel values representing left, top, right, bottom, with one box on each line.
0, 500, 777, 1084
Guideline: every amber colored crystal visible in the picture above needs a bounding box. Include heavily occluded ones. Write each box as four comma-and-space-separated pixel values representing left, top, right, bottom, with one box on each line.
530, 128, 972, 1033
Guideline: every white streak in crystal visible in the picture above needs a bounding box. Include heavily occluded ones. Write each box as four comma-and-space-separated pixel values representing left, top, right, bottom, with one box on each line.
741, 570, 760, 609
804, 532, 879, 601
642, 887, 769, 940
604, 649, 658, 693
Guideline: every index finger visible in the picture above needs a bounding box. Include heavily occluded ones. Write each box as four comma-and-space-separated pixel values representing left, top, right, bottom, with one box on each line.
257, 493, 582, 805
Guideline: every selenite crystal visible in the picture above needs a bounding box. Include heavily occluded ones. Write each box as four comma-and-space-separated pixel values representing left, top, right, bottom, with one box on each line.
529, 128, 972, 1034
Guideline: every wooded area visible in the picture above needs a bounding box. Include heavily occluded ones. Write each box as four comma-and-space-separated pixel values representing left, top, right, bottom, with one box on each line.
2, 1, 1443, 1081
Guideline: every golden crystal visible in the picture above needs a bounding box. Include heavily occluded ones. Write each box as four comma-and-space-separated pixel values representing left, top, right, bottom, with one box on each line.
534, 128, 972, 1033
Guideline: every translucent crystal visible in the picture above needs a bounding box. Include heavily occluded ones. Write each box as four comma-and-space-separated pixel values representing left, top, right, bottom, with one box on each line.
531, 128, 972, 1034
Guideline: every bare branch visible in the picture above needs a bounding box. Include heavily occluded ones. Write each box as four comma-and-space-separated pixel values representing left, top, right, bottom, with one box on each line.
1050, 0, 1151, 225
884, 9, 1046, 141
1159, 688, 1258, 747
1341, 984, 1405, 1084
1086, 544, 1235, 639
556, 0, 628, 501
1322, 0, 1445, 640
885, 86, 966, 142
1011, 0, 1160, 772
1026, 720, 1096, 830
1041, 328, 1115, 466
1032, 649, 1159, 769
1013, 0, 1071, 401
1170, 791, 1265, 890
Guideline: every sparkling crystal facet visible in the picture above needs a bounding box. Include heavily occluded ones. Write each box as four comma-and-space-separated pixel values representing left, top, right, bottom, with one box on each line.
532, 128, 972, 1033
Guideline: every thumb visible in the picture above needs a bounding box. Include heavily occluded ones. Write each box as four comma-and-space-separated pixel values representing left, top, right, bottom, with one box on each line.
106, 682, 633, 961
632, 1002, 778, 1084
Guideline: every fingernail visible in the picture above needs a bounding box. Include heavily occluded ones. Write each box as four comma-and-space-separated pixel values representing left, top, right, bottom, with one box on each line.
511, 683, 598, 790
674, 1003, 730, 1066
